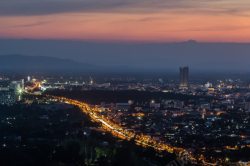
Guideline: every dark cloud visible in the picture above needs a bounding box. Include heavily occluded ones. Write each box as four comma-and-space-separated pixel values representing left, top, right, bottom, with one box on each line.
0, 21, 51, 29
0, 0, 130, 16
0, 0, 248, 16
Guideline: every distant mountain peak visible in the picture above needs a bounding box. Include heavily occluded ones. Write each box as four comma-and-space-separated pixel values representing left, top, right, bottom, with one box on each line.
184, 40, 198, 44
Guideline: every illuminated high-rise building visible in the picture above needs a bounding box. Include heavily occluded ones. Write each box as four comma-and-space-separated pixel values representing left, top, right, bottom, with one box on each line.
89, 77, 94, 85
27, 76, 31, 82
179, 66, 189, 89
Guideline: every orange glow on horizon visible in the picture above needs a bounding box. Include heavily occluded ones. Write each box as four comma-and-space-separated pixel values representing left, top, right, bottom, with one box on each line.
1, 11, 250, 42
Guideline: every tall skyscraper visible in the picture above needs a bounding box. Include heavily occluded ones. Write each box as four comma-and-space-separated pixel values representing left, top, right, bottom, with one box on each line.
179, 66, 189, 89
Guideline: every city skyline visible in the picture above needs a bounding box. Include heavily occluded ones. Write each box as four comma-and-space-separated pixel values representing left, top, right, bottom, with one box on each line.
0, 1, 250, 166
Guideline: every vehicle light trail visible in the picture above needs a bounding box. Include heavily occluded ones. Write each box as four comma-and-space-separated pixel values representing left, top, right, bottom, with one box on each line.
48, 95, 221, 166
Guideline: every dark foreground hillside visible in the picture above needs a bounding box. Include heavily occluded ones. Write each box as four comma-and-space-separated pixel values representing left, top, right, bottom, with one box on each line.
0, 103, 177, 166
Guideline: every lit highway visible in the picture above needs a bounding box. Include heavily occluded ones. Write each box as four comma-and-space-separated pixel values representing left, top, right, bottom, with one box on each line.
48, 95, 221, 166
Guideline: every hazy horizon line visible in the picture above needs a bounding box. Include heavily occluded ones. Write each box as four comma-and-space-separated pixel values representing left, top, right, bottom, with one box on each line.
1, 37, 250, 45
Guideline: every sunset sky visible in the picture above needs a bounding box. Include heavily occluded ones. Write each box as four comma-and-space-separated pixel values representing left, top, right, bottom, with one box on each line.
1, 0, 250, 42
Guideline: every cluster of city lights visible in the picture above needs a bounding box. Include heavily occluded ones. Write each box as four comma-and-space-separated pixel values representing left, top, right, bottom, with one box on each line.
47, 95, 232, 165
